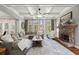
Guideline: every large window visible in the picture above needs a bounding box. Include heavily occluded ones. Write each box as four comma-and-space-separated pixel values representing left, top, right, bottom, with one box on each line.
27, 19, 52, 34
0, 17, 16, 35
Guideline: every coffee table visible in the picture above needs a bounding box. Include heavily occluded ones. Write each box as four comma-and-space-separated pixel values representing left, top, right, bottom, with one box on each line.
32, 36, 42, 47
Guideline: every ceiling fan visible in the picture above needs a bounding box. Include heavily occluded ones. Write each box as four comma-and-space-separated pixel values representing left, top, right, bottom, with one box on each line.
36, 8, 50, 15
34, 7, 51, 18
37, 8, 41, 14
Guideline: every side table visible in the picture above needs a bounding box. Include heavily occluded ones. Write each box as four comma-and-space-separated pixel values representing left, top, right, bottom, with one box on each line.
0, 48, 6, 55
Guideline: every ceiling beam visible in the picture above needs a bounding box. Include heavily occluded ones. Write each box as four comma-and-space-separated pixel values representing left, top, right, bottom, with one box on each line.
44, 12, 59, 15
26, 6, 34, 15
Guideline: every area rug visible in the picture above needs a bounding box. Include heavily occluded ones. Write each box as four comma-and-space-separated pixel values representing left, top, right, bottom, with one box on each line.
26, 37, 74, 55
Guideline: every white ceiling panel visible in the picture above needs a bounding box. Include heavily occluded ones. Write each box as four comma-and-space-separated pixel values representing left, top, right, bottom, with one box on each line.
3, 4, 75, 19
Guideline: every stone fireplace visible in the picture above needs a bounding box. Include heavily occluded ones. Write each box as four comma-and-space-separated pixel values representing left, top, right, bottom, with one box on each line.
59, 24, 77, 47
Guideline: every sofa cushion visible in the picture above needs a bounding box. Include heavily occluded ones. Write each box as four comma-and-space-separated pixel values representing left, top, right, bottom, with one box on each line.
1, 34, 14, 43
18, 39, 32, 51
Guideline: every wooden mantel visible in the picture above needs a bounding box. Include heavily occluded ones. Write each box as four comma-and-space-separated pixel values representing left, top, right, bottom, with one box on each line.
59, 24, 77, 47
62, 24, 77, 29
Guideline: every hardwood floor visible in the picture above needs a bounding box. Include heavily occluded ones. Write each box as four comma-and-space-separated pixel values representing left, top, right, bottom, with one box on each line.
55, 39, 79, 55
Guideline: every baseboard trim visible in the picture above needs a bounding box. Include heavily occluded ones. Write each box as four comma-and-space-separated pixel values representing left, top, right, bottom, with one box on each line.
75, 45, 79, 49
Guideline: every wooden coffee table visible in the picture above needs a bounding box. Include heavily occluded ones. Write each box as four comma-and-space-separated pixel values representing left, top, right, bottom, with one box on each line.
0, 48, 6, 55
32, 36, 43, 47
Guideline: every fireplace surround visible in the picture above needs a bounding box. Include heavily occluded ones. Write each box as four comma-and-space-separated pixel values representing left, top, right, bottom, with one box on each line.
59, 24, 77, 47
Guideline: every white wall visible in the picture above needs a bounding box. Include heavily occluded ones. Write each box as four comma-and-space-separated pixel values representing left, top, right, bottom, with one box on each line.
56, 18, 60, 38
72, 5, 79, 48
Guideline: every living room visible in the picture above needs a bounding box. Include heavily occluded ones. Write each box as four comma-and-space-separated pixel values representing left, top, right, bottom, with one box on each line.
0, 4, 79, 55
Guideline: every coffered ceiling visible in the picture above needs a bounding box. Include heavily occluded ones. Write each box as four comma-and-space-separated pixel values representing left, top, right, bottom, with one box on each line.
0, 4, 76, 19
